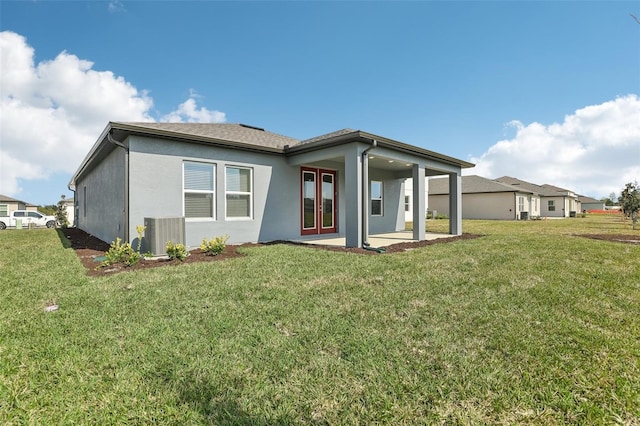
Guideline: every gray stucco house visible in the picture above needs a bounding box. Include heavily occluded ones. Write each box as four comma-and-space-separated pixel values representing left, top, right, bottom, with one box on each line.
428, 175, 540, 220
69, 122, 473, 249
495, 177, 581, 217
578, 195, 604, 211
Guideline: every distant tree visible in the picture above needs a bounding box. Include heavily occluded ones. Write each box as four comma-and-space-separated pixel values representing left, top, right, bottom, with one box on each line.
38, 205, 57, 215
55, 195, 70, 228
618, 182, 640, 229
600, 192, 617, 206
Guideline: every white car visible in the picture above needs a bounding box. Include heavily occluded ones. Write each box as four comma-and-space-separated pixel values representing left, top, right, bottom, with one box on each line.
0, 210, 57, 230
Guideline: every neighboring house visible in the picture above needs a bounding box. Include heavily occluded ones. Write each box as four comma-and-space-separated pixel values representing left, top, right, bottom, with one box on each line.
540, 184, 581, 216
0, 194, 38, 217
428, 175, 539, 220
495, 177, 580, 218
63, 197, 76, 227
578, 195, 604, 211
403, 177, 429, 222
69, 122, 473, 249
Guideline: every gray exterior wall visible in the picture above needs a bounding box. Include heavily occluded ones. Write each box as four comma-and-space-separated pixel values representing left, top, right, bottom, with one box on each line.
368, 169, 405, 234
75, 147, 126, 244
541, 196, 567, 217
74, 132, 466, 248
128, 135, 306, 247
429, 192, 518, 220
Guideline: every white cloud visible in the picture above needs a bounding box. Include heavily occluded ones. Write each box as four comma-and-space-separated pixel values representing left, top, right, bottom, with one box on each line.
108, 0, 126, 13
161, 96, 226, 123
468, 95, 640, 198
0, 31, 226, 198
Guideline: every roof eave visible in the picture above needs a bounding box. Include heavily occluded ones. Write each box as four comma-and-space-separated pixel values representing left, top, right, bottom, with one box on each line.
110, 122, 285, 155
286, 130, 475, 169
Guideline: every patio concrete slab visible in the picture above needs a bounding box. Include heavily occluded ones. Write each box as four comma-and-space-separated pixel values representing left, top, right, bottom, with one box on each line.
298, 231, 455, 248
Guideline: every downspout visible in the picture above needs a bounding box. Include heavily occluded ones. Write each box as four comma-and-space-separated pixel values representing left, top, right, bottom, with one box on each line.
362, 140, 385, 252
107, 131, 130, 243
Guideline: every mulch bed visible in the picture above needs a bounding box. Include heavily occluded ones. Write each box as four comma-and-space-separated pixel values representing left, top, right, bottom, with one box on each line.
60, 228, 482, 277
578, 234, 640, 244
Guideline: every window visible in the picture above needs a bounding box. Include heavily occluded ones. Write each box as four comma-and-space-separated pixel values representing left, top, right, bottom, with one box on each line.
548, 200, 555, 212
404, 195, 410, 212
28, 212, 43, 219
371, 181, 383, 216
14, 211, 25, 217
518, 197, 525, 211
0, 205, 7, 217
184, 162, 215, 219
226, 166, 252, 219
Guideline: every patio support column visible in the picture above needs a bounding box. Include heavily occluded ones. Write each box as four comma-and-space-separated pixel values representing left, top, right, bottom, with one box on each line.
344, 145, 363, 247
412, 164, 425, 241
449, 172, 462, 235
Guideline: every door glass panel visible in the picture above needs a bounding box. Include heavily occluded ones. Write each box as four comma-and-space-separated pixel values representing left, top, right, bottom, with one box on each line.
303, 172, 316, 229
322, 174, 334, 228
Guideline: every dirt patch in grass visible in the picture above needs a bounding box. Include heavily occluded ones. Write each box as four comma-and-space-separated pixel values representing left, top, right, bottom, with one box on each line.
61, 228, 482, 277
578, 234, 640, 244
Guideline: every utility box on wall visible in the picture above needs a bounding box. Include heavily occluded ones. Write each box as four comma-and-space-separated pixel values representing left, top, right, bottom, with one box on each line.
143, 217, 185, 256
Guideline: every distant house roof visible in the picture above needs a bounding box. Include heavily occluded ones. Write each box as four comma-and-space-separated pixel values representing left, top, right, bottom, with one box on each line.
541, 183, 576, 197
0, 194, 36, 206
577, 195, 602, 203
429, 175, 536, 195
494, 176, 555, 197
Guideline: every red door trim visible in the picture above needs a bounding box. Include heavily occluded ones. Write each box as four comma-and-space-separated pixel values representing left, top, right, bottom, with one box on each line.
300, 167, 337, 235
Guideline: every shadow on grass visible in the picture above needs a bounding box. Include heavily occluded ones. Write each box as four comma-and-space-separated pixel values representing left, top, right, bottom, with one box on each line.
55, 228, 73, 249
151, 363, 293, 425
178, 376, 288, 425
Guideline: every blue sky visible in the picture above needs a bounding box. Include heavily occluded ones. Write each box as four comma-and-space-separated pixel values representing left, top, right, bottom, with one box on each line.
1, 1, 639, 205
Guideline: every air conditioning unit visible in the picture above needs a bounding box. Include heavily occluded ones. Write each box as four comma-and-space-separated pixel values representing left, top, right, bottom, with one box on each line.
143, 217, 185, 256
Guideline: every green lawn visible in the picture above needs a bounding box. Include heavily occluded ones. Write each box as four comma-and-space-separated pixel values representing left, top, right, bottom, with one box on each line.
1, 215, 639, 424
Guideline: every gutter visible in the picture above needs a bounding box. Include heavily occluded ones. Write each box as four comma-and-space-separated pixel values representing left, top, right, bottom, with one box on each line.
361, 140, 385, 253
107, 131, 130, 242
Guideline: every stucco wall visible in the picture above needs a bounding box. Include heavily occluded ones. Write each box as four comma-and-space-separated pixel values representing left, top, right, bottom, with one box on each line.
368, 168, 405, 234
128, 136, 307, 247
541, 196, 566, 217
429, 192, 519, 220
75, 147, 126, 243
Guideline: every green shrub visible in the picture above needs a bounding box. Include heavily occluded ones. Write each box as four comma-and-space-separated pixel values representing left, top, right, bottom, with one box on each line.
200, 235, 229, 256
101, 237, 141, 267
166, 241, 188, 261
435, 214, 448, 220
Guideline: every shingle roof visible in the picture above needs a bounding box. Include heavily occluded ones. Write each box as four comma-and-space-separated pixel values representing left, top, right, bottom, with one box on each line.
429, 175, 535, 195
0, 194, 27, 203
577, 195, 601, 203
494, 176, 554, 196
300, 128, 358, 145
113, 122, 300, 150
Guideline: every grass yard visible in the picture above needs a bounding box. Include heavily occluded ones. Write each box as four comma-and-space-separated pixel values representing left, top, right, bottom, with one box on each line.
1, 215, 639, 424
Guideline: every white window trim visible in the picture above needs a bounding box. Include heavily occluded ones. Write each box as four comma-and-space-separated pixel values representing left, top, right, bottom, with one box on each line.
225, 165, 253, 221
548, 200, 556, 212
183, 161, 216, 221
371, 180, 383, 217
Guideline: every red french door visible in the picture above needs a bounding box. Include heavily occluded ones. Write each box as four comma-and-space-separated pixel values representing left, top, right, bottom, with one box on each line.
301, 167, 337, 235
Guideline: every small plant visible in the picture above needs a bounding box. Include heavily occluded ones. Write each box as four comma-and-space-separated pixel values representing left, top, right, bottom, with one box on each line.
200, 235, 229, 256
435, 214, 448, 220
166, 241, 188, 261
101, 237, 141, 268
55, 195, 70, 228
135, 225, 146, 253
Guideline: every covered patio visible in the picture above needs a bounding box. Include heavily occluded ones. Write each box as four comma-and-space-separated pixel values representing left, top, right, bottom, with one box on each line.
286, 129, 474, 248
296, 230, 455, 248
